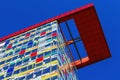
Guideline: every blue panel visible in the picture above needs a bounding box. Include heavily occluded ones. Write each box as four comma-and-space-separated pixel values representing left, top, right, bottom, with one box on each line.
28, 65, 32, 70
27, 40, 33, 46
23, 58, 29, 63
0, 61, 5, 65
45, 43, 51, 47
34, 37, 40, 40
52, 57, 57, 61
14, 40, 18, 44
19, 54, 24, 58
31, 56, 36, 60
37, 53, 43, 58
14, 69, 20, 74
6, 58, 12, 63
21, 67, 27, 72
23, 42, 28, 45
7, 67, 14, 73
26, 73, 33, 80
43, 67, 50, 74
3, 54, 8, 58
15, 48, 20, 53
34, 70, 41, 77
25, 51, 31, 55
18, 76, 25, 80
32, 49, 37, 52
44, 58, 50, 64
6, 72, 12, 77
46, 32, 52, 36
12, 56, 18, 61
52, 65, 58, 71
0, 75, 4, 79
4, 40, 10, 47
36, 62, 42, 67
46, 78, 50, 80
3, 65, 8, 70
16, 61, 22, 66
51, 76, 58, 80
10, 63, 15, 68
45, 51, 51, 56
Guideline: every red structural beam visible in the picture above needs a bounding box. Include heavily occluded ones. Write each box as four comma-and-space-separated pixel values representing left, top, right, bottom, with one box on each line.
0, 3, 111, 69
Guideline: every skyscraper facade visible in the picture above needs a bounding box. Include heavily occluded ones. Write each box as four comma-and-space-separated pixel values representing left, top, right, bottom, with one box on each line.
0, 21, 77, 80
0, 3, 111, 80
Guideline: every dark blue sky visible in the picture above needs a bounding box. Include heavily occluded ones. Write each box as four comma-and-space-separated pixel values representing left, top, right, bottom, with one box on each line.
0, 0, 119, 80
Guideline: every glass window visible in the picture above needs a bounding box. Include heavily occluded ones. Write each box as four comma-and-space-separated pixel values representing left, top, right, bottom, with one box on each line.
15, 48, 20, 53
51, 57, 57, 61
21, 67, 27, 72
51, 76, 58, 80
0, 60, 5, 65
45, 43, 51, 47
37, 53, 43, 58
52, 48, 58, 55
6, 58, 12, 63
23, 42, 28, 45
52, 65, 58, 71
31, 56, 36, 60
23, 57, 29, 63
26, 73, 33, 80
18, 76, 25, 80
43, 67, 50, 74
25, 51, 31, 56
6, 72, 12, 78
16, 60, 22, 66
4, 40, 10, 47
17, 44, 22, 47
32, 49, 37, 53
12, 56, 18, 61
0, 75, 4, 80
46, 38, 52, 42
3, 54, 8, 58
44, 51, 51, 58
8, 52, 13, 56
34, 70, 41, 77
34, 37, 40, 40
10, 62, 15, 68
19, 54, 24, 58
44, 58, 50, 64
36, 62, 42, 67
37, 27, 41, 31
28, 65, 32, 70
19, 38, 25, 42
46, 32, 52, 36
3, 65, 8, 70
14, 69, 20, 74
27, 40, 33, 46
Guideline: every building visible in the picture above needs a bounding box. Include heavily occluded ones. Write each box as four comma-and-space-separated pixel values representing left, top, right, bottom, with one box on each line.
0, 4, 111, 80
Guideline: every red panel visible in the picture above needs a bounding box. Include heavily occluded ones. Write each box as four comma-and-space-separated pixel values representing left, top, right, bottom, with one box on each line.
74, 6, 111, 64
19, 50, 25, 55
52, 32, 58, 37
40, 31, 46, 36
30, 52, 37, 57
7, 44, 12, 49
25, 33, 30, 37
36, 57, 43, 63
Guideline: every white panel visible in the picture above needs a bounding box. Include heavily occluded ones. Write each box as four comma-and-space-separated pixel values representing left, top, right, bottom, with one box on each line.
0, 42, 5, 47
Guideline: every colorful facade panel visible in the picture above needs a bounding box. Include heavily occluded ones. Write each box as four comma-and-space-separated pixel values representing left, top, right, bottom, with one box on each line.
0, 21, 77, 80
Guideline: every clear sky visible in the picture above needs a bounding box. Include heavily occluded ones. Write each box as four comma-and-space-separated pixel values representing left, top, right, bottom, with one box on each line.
0, 0, 119, 80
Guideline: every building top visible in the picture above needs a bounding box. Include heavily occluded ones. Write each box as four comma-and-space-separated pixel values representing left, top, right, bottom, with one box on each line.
0, 3, 94, 42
